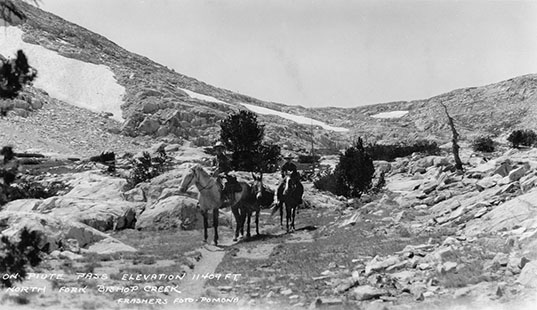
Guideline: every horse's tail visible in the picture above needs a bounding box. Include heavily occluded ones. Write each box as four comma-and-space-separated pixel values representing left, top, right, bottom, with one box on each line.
270, 201, 281, 217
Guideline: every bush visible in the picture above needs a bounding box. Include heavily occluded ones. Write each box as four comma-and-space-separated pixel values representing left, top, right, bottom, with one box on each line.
126, 149, 171, 189
0, 50, 37, 103
297, 154, 321, 164
7, 180, 70, 201
365, 140, 440, 162
472, 136, 495, 152
0, 228, 43, 288
507, 129, 537, 148
313, 169, 344, 196
314, 138, 375, 198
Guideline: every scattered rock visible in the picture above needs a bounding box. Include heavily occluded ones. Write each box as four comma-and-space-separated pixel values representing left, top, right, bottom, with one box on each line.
58, 251, 83, 260
516, 261, 537, 288
281, 288, 293, 296
339, 212, 359, 227
492, 253, 509, 267
349, 285, 387, 301
365, 255, 401, 275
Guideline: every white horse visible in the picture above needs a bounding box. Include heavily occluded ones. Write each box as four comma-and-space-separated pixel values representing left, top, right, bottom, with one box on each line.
179, 164, 222, 246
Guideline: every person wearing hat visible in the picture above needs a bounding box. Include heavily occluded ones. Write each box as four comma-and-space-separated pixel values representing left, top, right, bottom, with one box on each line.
212, 141, 231, 176
280, 153, 297, 178
212, 141, 240, 205
275, 153, 299, 207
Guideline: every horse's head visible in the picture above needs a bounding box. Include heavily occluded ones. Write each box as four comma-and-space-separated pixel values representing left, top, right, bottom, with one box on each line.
251, 172, 264, 200
179, 165, 198, 193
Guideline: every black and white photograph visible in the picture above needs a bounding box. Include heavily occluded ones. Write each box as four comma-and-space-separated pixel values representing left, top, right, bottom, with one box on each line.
1, 0, 537, 309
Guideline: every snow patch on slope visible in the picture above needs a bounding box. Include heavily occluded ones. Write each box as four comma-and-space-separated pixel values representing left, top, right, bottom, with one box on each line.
241, 103, 349, 132
178, 87, 228, 104
370, 111, 409, 119
178, 87, 349, 132
0, 26, 125, 121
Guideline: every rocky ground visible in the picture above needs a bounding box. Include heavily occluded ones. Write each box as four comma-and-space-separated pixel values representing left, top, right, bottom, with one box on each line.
0, 94, 159, 157
1, 125, 537, 310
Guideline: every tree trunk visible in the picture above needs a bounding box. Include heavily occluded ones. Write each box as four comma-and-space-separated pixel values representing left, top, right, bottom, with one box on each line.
440, 103, 463, 171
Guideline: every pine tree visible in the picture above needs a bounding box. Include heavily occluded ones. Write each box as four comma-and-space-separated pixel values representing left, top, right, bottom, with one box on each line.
219, 110, 280, 172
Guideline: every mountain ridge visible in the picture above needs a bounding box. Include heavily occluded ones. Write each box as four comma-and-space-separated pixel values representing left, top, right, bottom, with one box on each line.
1, 0, 537, 154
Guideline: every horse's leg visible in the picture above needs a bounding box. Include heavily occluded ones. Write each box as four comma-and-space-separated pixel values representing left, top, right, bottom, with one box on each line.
231, 206, 241, 241
202, 210, 208, 243
255, 208, 260, 235
213, 208, 219, 246
237, 206, 246, 239
291, 204, 297, 232
240, 208, 246, 238
246, 210, 252, 238
280, 201, 284, 227
286, 203, 291, 233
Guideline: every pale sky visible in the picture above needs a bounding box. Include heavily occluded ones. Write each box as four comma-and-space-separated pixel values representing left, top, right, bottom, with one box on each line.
39, 0, 537, 108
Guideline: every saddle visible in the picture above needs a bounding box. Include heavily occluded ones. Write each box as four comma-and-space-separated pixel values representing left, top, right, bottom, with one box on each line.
220, 175, 242, 198
226, 175, 242, 193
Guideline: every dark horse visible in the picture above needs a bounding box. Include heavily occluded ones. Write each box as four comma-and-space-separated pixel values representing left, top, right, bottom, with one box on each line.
179, 165, 222, 246
224, 173, 274, 241
248, 173, 274, 236
272, 172, 303, 232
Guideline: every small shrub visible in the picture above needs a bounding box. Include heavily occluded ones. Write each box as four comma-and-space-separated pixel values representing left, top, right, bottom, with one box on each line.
7, 180, 71, 201
126, 149, 171, 189
297, 154, 321, 164
365, 140, 440, 162
0, 50, 37, 101
507, 129, 537, 148
0, 228, 43, 288
472, 136, 495, 152
313, 169, 344, 196
89, 151, 116, 172
314, 138, 375, 198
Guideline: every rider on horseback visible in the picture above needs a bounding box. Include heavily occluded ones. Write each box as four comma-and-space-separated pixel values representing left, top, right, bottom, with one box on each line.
212, 141, 241, 205
275, 153, 302, 207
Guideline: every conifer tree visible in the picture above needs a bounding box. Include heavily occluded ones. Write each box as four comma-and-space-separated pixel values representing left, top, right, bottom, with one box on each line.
219, 110, 280, 172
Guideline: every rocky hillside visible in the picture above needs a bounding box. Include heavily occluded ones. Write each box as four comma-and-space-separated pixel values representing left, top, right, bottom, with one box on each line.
2, 0, 537, 154
1, 0, 346, 151
277, 73, 537, 145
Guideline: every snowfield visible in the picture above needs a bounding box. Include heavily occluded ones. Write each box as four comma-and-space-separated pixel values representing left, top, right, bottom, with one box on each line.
241, 103, 349, 132
178, 87, 228, 104
179, 88, 349, 132
0, 26, 125, 121
370, 110, 409, 118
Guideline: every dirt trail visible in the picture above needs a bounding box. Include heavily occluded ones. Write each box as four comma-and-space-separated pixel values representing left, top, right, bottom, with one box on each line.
178, 246, 227, 298
171, 218, 317, 306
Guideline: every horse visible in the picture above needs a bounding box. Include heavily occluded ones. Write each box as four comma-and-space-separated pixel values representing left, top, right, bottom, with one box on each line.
272, 171, 303, 232
223, 178, 258, 241
179, 164, 222, 246
245, 173, 274, 237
